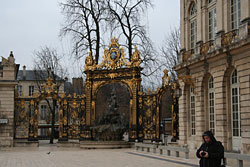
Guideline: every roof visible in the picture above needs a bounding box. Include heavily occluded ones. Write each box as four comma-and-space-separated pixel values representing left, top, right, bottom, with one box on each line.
17, 70, 63, 81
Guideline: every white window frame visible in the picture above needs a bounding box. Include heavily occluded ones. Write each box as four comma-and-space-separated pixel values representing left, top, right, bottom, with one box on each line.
231, 69, 241, 137
190, 3, 197, 50
231, 0, 241, 30
190, 87, 196, 136
208, 76, 216, 135
29, 85, 34, 97
208, 1, 217, 40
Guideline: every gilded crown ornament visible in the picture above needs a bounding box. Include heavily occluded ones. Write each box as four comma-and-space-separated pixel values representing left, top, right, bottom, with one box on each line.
84, 37, 141, 71
97, 37, 128, 70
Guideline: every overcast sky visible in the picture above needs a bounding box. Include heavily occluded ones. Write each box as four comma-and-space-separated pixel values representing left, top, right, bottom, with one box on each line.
0, 0, 180, 78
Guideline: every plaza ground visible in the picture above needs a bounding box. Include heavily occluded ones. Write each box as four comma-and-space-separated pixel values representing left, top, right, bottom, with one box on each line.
0, 142, 200, 167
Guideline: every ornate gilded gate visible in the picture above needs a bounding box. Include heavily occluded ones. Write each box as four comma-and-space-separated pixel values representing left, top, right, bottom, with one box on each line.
83, 38, 142, 141
14, 38, 179, 143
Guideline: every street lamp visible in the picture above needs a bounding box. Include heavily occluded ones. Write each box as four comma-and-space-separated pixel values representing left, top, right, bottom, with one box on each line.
174, 85, 182, 99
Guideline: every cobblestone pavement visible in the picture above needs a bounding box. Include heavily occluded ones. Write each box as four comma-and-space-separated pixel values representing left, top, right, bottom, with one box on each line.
0, 145, 199, 167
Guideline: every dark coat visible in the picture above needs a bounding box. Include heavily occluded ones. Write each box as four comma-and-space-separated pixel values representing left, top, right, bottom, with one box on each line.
196, 131, 224, 167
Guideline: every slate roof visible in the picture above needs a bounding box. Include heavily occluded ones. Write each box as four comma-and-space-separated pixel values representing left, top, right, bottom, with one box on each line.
17, 70, 63, 81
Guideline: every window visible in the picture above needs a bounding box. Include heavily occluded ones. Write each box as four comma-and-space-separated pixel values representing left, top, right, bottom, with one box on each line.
40, 105, 47, 120
190, 87, 196, 135
17, 85, 22, 96
231, 69, 241, 137
190, 3, 197, 49
29, 86, 34, 96
231, 0, 241, 29
208, 4, 217, 40
208, 77, 215, 135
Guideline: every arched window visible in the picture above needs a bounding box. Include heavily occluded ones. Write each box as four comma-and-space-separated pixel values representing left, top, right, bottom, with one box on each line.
208, 76, 215, 134
231, 69, 241, 137
208, 0, 217, 40
190, 87, 196, 135
231, 0, 241, 29
189, 3, 197, 50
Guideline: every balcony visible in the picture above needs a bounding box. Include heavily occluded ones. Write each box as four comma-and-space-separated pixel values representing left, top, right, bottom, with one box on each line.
179, 21, 250, 65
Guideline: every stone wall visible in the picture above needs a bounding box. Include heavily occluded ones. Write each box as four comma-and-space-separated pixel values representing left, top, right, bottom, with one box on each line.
0, 86, 16, 147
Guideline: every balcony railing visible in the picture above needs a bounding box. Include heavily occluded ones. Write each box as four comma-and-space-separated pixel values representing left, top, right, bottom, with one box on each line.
221, 29, 238, 47
180, 21, 250, 64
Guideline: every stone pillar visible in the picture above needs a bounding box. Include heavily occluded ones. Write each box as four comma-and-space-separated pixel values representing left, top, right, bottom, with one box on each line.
0, 52, 18, 147
193, 72, 206, 146
197, 0, 203, 43
223, 0, 230, 32
213, 65, 228, 149
201, 3, 207, 42
178, 81, 188, 146
216, 0, 224, 34
180, 0, 185, 50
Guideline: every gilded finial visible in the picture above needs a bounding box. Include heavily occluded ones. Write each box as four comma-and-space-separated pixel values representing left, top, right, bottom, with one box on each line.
111, 37, 119, 44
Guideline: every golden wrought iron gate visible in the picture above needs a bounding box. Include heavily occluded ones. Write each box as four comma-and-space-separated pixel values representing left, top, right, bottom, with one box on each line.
14, 38, 179, 143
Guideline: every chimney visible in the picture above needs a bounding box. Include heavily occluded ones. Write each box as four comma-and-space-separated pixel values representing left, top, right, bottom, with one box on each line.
23, 65, 26, 80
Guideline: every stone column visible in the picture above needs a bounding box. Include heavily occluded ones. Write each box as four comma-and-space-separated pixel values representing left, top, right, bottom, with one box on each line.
223, 0, 230, 32
216, 0, 224, 33
212, 65, 228, 149
180, 0, 185, 50
197, 0, 203, 43
193, 71, 206, 146
178, 81, 188, 146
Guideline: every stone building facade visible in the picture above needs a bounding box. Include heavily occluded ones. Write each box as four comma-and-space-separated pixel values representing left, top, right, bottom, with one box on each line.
0, 52, 19, 147
176, 0, 250, 154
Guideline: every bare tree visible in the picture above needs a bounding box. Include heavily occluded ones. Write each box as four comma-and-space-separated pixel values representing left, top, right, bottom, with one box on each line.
60, 0, 162, 89
106, 0, 153, 60
161, 27, 180, 81
60, 0, 105, 63
105, 0, 165, 90
33, 46, 68, 144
